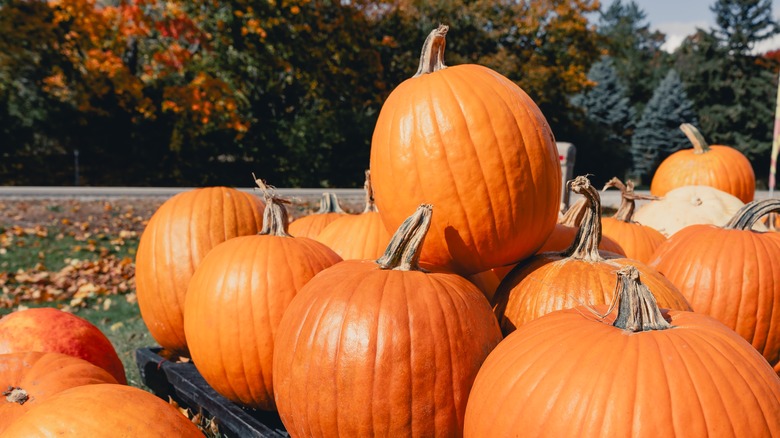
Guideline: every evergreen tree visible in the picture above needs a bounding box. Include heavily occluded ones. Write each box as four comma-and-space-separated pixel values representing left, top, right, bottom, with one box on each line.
597, 0, 668, 107
631, 69, 698, 181
711, 0, 779, 54
571, 57, 635, 184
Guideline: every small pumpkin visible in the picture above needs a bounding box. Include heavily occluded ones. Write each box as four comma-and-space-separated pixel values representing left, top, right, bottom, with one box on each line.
601, 177, 666, 262
492, 175, 691, 336
135, 186, 265, 355
651, 123, 755, 202
315, 170, 392, 259
184, 181, 342, 410
647, 198, 780, 373
633, 184, 756, 237
0, 307, 126, 384
465, 266, 780, 437
370, 24, 561, 275
2, 384, 204, 437
288, 192, 347, 238
273, 204, 502, 437
0, 352, 117, 433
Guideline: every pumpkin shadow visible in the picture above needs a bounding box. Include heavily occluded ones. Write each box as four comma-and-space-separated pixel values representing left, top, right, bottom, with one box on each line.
443, 225, 470, 272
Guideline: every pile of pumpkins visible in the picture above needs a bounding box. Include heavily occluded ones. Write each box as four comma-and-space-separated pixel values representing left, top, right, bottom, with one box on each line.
7, 24, 777, 436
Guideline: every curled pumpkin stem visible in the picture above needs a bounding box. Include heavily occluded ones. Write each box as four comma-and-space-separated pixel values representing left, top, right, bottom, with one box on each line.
253, 175, 293, 238
680, 123, 710, 154
602, 177, 661, 223
414, 24, 449, 77
559, 197, 588, 227
377, 204, 432, 271
725, 198, 780, 230
563, 176, 603, 262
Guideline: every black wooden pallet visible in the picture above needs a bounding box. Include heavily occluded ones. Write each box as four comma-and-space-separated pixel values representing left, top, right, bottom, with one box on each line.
135, 347, 288, 438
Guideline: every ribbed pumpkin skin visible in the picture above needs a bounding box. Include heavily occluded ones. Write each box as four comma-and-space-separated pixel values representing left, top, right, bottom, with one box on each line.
0, 352, 117, 433
371, 64, 561, 275
648, 226, 780, 372
493, 254, 691, 334
651, 145, 755, 203
273, 260, 503, 437
184, 234, 341, 409
601, 217, 666, 263
288, 212, 344, 239
2, 384, 204, 437
315, 211, 392, 260
135, 187, 264, 355
0, 307, 126, 384
537, 223, 625, 255
464, 306, 780, 437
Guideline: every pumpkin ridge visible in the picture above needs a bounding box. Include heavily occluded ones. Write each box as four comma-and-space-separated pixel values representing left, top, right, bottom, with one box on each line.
750, 233, 779, 359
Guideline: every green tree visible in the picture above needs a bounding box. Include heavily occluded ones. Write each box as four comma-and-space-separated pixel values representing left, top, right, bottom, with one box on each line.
711, 0, 779, 54
631, 69, 698, 181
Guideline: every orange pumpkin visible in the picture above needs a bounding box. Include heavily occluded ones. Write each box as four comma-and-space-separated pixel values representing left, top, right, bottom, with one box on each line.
370, 25, 561, 275
288, 192, 347, 238
465, 266, 780, 437
184, 184, 342, 410
135, 186, 265, 355
492, 176, 691, 336
273, 205, 502, 437
0, 352, 117, 433
650, 123, 755, 203
2, 384, 204, 437
315, 170, 392, 259
0, 307, 126, 384
648, 198, 780, 373
537, 196, 625, 255
601, 177, 666, 262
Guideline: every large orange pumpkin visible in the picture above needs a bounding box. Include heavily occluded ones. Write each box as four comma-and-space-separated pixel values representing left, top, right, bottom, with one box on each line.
315, 170, 392, 259
370, 25, 561, 275
184, 186, 342, 410
273, 205, 502, 437
0, 307, 126, 384
465, 266, 780, 437
648, 198, 780, 373
288, 192, 347, 239
650, 123, 755, 202
2, 384, 204, 437
492, 176, 691, 336
0, 352, 117, 433
135, 186, 265, 355
601, 177, 666, 262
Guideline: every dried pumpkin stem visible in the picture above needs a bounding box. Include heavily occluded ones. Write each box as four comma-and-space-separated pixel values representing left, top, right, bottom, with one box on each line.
563, 176, 603, 262
413, 24, 448, 77
3, 386, 29, 405
725, 198, 780, 230
680, 123, 710, 154
377, 204, 433, 271
253, 175, 293, 237
559, 197, 588, 227
363, 169, 378, 213
612, 266, 672, 332
603, 177, 661, 223
316, 192, 346, 214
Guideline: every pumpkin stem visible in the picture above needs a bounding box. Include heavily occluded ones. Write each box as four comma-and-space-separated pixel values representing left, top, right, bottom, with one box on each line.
602, 177, 661, 223
724, 198, 780, 230
612, 266, 673, 332
562, 176, 603, 262
253, 175, 293, 237
559, 197, 588, 227
377, 204, 433, 271
316, 192, 346, 214
362, 169, 378, 213
680, 123, 710, 154
413, 24, 448, 77
3, 386, 29, 405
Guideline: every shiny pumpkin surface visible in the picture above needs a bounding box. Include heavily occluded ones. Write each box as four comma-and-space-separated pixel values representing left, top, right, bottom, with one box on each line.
184, 233, 341, 409
601, 217, 666, 263
0, 307, 126, 384
273, 259, 502, 437
370, 61, 561, 275
0, 352, 117, 433
315, 211, 392, 260
464, 305, 780, 437
135, 186, 264, 355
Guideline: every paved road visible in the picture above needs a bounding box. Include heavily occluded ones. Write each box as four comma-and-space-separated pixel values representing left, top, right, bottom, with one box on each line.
0, 186, 775, 209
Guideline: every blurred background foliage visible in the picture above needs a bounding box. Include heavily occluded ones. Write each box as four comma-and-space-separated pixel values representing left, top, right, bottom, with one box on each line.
1, 0, 779, 188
